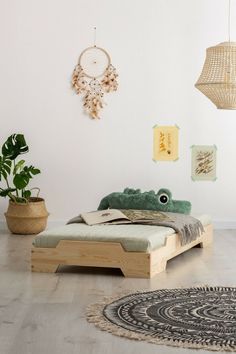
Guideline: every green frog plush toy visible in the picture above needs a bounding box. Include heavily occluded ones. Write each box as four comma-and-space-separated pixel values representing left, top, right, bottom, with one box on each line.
98, 188, 191, 215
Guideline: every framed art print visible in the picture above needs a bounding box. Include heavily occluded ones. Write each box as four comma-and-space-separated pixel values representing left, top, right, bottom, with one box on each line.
153, 125, 179, 161
191, 145, 217, 181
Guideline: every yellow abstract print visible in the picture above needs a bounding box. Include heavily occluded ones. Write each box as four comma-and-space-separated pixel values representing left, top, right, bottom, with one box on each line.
153, 125, 179, 161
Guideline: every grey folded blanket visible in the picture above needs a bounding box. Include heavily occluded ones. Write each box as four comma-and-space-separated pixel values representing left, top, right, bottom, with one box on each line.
147, 212, 204, 246
67, 210, 204, 247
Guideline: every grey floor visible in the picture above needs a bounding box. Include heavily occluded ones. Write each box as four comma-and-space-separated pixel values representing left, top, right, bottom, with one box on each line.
0, 228, 234, 354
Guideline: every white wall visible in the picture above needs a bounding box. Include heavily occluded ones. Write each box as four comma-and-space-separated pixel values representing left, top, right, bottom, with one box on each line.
0, 0, 236, 227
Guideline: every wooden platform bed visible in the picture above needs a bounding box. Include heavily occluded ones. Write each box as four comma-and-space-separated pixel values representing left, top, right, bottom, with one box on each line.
31, 224, 213, 278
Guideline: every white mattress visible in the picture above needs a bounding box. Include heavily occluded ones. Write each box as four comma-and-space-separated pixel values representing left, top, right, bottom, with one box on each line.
32, 214, 211, 252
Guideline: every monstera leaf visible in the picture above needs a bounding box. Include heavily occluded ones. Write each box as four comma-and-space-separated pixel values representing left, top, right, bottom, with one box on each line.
0, 188, 16, 198
24, 165, 41, 177
0, 156, 12, 181
13, 159, 25, 175
2, 134, 29, 160
13, 165, 40, 190
23, 190, 31, 199
13, 173, 29, 190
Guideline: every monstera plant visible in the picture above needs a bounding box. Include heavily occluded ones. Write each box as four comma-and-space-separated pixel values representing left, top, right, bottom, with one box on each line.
0, 134, 40, 202
0, 134, 49, 235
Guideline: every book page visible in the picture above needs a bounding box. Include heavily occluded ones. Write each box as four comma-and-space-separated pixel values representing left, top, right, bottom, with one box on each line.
121, 210, 173, 223
81, 209, 129, 226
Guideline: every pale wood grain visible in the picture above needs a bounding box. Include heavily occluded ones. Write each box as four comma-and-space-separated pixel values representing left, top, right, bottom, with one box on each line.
31, 224, 213, 278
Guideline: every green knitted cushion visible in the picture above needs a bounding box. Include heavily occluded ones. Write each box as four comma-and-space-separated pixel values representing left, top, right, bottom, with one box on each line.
98, 188, 191, 215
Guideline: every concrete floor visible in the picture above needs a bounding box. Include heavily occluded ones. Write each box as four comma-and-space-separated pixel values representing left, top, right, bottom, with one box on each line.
0, 228, 234, 354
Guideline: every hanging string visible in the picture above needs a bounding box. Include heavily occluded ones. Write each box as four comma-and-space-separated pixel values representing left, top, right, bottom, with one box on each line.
226, 0, 232, 80
93, 27, 97, 47
228, 0, 231, 42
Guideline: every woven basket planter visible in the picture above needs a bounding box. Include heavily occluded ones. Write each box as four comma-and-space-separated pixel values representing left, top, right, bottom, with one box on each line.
195, 42, 236, 109
5, 197, 49, 235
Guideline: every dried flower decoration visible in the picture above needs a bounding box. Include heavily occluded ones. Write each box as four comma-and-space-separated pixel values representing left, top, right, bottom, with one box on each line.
71, 44, 118, 119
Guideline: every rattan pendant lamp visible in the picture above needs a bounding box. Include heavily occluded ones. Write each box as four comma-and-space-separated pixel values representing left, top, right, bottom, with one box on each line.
195, 0, 236, 109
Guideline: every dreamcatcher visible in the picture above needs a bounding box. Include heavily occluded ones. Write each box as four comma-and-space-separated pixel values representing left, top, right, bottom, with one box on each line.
71, 28, 118, 119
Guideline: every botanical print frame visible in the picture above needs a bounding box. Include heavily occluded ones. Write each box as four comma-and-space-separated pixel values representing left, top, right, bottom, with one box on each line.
191, 145, 217, 181
153, 125, 179, 161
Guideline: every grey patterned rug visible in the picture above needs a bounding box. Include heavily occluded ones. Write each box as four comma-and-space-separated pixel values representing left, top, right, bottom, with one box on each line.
87, 286, 236, 351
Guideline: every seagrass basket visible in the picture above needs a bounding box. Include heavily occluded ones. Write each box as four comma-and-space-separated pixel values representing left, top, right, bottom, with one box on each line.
195, 42, 236, 109
5, 197, 49, 235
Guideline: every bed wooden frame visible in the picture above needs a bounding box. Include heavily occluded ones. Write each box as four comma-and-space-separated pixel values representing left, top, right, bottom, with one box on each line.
31, 224, 213, 278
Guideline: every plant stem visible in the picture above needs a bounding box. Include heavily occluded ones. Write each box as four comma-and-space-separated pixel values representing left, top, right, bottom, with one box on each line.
9, 192, 17, 203
13, 160, 19, 197
5, 177, 10, 189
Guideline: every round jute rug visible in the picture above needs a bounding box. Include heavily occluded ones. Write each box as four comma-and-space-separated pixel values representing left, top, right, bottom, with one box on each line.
87, 286, 236, 352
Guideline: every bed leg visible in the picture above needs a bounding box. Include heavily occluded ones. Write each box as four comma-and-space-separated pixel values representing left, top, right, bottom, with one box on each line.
31, 263, 59, 273
121, 271, 151, 278
150, 260, 167, 277
199, 228, 213, 248
120, 265, 151, 278
199, 239, 211, 248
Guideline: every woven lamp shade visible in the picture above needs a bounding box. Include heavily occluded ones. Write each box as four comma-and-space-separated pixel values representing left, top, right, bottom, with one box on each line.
195, 42, 236, 109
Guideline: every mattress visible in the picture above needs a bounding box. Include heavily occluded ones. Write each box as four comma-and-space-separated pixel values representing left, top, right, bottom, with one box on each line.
32, 214, 211, 252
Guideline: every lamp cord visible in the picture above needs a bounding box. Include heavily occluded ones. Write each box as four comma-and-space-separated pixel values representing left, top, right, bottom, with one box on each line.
228, 0, 231, 42
93, 27, 97, 47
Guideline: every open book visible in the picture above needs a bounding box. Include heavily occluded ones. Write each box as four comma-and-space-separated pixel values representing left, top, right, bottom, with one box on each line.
81, 209, 173, 226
